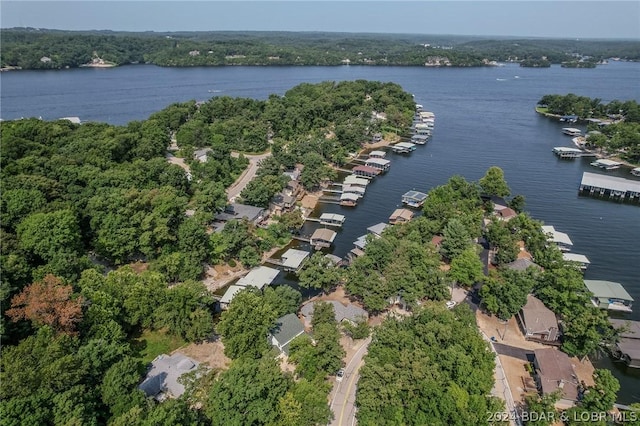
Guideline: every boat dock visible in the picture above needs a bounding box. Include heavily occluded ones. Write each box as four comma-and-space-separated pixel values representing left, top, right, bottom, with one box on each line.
552, 147, 587, 159
579, 172, 640, 203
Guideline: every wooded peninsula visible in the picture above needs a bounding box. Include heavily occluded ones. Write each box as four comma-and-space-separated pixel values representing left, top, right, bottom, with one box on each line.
1, 79, 637, 424
2, 28, 640, 70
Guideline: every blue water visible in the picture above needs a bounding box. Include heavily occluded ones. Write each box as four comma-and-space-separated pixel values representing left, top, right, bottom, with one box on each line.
2, 62, 639, 402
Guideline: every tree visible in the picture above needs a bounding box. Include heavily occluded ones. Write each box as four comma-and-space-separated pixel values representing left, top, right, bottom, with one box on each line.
479, 166, 511, 197
7, 274, 84, 336
523, 391, 560, 426
298, 252, 341, 293
154, 280, 214, 341
216, 289, 277, 359
100, 357, 146, 418
448, 246, 484, 287
206, 357, 291, 425
580, 369, 620, 412
342, 317, 370, 340
262, 285, 302, 318
480, 269, 535, 320
440, 218, 473, 260
289, 379, 333, 426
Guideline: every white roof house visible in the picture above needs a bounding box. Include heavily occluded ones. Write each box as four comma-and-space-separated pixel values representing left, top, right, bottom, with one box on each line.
562, 253, 590, 269
219, 284, 246, 309
138, 353, 200, 401
236, 266, 280, 290
280, 249, 310, 272
367, 222, 389, 237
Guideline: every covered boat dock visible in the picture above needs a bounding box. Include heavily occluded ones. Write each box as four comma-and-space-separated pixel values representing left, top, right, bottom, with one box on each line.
579, 172, 640, 202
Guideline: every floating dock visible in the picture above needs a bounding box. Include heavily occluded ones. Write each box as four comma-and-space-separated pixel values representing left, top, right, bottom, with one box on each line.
579, 172, 640, 203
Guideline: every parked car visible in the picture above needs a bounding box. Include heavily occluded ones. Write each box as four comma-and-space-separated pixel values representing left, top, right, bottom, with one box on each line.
336, 368, 345, 382
446, 300, 457, 309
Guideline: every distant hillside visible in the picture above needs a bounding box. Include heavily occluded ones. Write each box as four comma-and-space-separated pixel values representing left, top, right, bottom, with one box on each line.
2, 28, 639, 70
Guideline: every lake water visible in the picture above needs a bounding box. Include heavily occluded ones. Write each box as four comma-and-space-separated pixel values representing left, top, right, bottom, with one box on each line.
2, 62, 639, 403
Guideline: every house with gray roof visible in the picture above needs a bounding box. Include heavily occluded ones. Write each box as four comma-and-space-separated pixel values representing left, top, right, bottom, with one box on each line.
505, 258, 543, 272
301, 301, 368, 328
532, 348, 579, 408
517, 295, 560, 344
219, 284, 246, 310
214, 203, 266, 227
280, 248, 310, 272
138, 353, 200, 401
236, 266, 280, 291
269, 313, 306, 355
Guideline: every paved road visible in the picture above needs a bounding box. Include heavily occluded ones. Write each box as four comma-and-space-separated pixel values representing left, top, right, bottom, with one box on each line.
493, 342, 533, 361
226, 151, 272, 202
329, 337, 372, 426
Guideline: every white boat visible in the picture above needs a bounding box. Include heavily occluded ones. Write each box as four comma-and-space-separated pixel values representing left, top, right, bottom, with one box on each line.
590, 159, 622, 170
631, 167, 640, 177
562, 127, 582, 137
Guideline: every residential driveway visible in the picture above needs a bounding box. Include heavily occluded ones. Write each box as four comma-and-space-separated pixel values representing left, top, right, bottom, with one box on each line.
493, 343, 532, 361
226, 151, 271, 202
329, 336, 372, 426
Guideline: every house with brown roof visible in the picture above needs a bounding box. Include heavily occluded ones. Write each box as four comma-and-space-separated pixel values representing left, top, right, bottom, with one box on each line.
517, 295, 560, 344
310, 228, 337, 249
532, 348, 580, 408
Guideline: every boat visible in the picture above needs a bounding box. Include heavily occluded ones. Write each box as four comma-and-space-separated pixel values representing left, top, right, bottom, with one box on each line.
590, 159, 622, 170
562, 127, 582, 137
631, 167, 640, 177
401, 190, 428, 208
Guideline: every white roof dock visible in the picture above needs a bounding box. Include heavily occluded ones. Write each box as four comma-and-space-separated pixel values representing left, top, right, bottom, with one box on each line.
395, 142, 416, 149
280, 249, 310, 271
353, 235, 368, 250
581, 172, 640, 194
343, 175, 369, 187
236, 266, 280, 290
319, 213, 346, 224
342, 185, 366, 196
562, 253, 590, 265
367, 222, 389, 237
541, 225, 573, 247
340, 192, 360, 202
368, 150, 386, 158
365, 158, 391, 167
220, 284, 246, 307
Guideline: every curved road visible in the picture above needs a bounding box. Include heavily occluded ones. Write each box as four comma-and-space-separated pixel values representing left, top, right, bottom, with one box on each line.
226, 151, 272, 202
329, 336, 372, 426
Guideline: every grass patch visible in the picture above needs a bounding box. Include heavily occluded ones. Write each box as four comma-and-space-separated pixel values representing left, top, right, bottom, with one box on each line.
535, 106, 549, 114
131, 328, 186, 364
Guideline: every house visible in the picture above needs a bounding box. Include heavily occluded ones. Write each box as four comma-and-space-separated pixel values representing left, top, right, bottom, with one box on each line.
283, 165, 303, 181
269, 313, 306, 355
301, 300, 368, 328
584, 280, 633, 312
219, 285, 247, 310
541, 225, 573, 252
495, 206, 517, 221
517, 295, 560, 343
310, 228, 337, 249
389, 208, 414, 224
280, 248, 310, 273
269, 193, 297, 215
283, 180, 304, 200
504, 258, 543, 272
214, 203, 266, 227
609, 319, 640, 368
193, 148, 213, 163
236, 266, 280, 291
352, 165, 381, 178
138, 353, 200, 401
532, 348, 580, 408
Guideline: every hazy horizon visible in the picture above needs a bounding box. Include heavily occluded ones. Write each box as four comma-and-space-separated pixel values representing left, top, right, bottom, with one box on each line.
2, 1, 639, 40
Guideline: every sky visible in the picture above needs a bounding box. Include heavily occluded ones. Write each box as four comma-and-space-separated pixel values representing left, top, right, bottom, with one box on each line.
1, 1, 639, 39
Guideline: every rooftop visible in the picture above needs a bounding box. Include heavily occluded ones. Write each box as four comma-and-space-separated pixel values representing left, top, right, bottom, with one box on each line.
367, 222, 389, 237
506, 258, 542, 271
402, 190, 428, 202
562, 253, 590, 264
369, 150, 386, 157
584, 280, 633, 302
520, 295, 558, 334
215, 203, 264, 223
311, 228, 337, 243
301, 300, 368, 324
220, 284, 246, 306
389, 208, 414, 222
138, 353, 200, 400
236, 266, 280, 290
541, 225, 573, 247
319, 213, 346, 223
270, 313, 306, 355
533, 348, 579, 401
280, 249, 310, 270
610, 319, 640, 340
343, 175, 369, 186
365, 157, 391, 166
581, 172, 640, 193
340, 192, 360, 202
